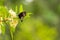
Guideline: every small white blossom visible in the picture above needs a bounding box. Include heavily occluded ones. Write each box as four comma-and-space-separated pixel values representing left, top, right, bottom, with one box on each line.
8, 9, 18, 28
10, 19, 18, 28
9, 9, 17, 18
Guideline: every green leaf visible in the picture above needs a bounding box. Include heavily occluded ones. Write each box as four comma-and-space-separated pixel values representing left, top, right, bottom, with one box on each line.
19, 4, 23, 13
1, 23, 5, 35
24, 13, 32, 19
15, 5, 18, 13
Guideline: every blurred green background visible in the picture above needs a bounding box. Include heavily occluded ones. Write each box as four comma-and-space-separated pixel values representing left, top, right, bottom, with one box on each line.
0, 0, 60, 40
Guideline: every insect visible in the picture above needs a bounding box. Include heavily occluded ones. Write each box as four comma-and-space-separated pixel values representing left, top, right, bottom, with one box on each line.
18, 11, 26, 22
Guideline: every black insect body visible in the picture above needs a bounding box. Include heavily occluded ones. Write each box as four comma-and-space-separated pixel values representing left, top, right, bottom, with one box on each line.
18, 11, 26, 22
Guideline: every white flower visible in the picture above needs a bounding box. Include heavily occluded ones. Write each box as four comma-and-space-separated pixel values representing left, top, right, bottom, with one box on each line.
10, 19, 18, 28
8, 9, 18, 28
9, 9, 17, 18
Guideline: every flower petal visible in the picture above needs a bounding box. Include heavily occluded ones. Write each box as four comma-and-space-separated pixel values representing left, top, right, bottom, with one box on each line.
9, 9, 17, 18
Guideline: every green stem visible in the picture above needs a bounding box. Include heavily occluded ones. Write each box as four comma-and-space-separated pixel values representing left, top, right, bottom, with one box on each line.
11, 32, 13, 40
